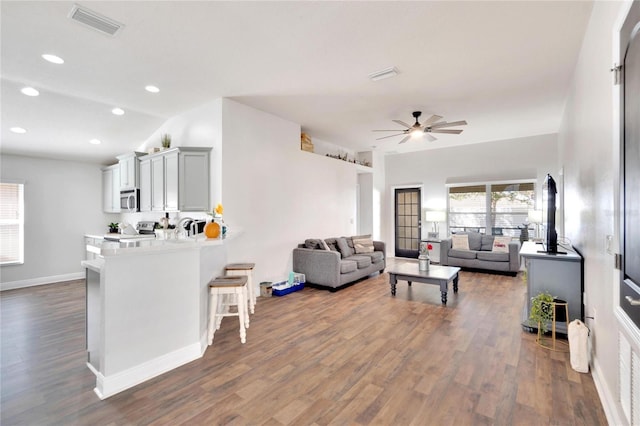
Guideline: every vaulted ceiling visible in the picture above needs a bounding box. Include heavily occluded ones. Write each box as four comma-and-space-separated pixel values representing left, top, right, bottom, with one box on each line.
1, 1, 593, 164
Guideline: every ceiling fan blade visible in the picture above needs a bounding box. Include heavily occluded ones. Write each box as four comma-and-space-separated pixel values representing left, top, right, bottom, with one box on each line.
422, 114, 443, 126
392, 120, 412, 128
376, 133, 407, 140
426, 134, 437, 142
431, 129, 463, 134
398, 135, 411, 144
372, 129, 406, 132
430, 120, 467, 129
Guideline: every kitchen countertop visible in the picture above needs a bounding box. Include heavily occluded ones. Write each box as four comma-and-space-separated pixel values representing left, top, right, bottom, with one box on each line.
84, 229, 242, 257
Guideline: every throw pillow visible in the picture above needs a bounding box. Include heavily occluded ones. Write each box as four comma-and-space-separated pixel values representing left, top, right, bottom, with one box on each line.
451, 234, 470, 250
319, 239, 330, 251
304, 239, 323, 250
336, 237, 354, 258
324, 238, 340, 253
492, 236, 512, 253
353, 235, 374, 254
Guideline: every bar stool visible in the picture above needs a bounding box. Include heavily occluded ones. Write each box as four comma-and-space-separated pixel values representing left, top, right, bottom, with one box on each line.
536, 300, 570, 352
225, 263, 256, 314
208, 275, 248, 345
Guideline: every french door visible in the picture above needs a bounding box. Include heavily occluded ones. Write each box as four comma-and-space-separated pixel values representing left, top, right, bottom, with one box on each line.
394, 187, 421, 258
620, 1, 640, 328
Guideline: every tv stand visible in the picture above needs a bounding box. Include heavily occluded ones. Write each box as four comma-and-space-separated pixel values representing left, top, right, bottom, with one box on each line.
520, 241, 583, 333
536, 250, 567, 255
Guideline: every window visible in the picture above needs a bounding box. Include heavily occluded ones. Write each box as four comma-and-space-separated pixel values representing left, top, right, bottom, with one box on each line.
448, 181, 535, 237
0, 182, 24, 265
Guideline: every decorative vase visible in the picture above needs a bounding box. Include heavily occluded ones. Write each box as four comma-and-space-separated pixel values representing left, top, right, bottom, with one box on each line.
419, 254, 430, 271
204, 220, 221, 239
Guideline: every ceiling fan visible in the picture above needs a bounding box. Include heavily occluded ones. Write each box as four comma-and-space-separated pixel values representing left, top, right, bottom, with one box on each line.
373, 111, 467, 144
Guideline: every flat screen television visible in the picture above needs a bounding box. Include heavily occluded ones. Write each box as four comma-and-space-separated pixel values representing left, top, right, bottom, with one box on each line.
539, 173, 564, 254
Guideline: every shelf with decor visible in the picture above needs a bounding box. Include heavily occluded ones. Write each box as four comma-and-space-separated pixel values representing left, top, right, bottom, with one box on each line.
300, 132, 373, 172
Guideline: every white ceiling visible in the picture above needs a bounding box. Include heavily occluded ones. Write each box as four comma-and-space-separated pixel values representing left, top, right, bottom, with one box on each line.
1, 1, 593, 164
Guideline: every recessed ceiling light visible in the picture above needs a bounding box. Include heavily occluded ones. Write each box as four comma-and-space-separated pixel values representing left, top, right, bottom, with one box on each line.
368, 66, 399, 81
145, 85, 159, 93
10, 127, 27, 134
112, 107, 125, 115
21, 87, 39, 97
42, 54, 64, 64
89, 139, 101, 145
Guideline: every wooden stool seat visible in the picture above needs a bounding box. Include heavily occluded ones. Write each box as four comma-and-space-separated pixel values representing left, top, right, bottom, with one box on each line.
225, 263, 255, 270
208, 275, 249, 345
225, 263, 257, 315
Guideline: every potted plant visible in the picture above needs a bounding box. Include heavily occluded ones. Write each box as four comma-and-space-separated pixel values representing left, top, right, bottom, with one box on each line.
108, 222, 119, 234
529, 291, 555, 333
161, 133, 171, 149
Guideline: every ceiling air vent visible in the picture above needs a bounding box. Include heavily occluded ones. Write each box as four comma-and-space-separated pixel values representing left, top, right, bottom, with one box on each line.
68, 4, 124, 36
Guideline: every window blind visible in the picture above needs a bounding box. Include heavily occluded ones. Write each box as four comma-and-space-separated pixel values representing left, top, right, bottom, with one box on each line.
0, 182, 24, 264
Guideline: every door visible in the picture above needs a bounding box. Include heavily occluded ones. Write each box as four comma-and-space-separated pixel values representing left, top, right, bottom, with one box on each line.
620, 2, 640, 328
164, 151, 179, 211
139, 158, 151, 212
394, 187, 421, 258
151, 155, 165, 211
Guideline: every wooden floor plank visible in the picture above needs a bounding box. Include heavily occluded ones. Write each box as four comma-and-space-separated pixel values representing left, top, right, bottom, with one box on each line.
0, 261, 607, 425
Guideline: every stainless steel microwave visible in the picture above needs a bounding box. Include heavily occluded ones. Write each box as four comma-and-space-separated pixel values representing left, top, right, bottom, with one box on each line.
120, 189, 139, 212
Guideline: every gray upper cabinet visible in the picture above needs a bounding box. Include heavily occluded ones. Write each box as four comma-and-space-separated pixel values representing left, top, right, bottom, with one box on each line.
117, 152, 145, 190
178, 149, 210, 211
102, 164, 120, 213
139, 147, 211, 212
139, 158, 152, 212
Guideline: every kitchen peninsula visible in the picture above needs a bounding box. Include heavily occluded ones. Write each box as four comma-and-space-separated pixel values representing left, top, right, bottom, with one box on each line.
82, 233, 239, 399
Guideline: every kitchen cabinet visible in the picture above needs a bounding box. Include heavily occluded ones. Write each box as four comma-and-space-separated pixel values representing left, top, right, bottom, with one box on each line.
85, 236, 104, 260
116, 152, 144, 190
102, 164, 120, 213
139, 158, 152, 212
141, 147, 210, 212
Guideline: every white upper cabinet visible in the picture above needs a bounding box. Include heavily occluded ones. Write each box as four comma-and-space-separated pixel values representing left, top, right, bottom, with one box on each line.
139, 158, 152, 212
139, 147, 210, 213
102, 164, 121, 213
116, 152, 145, 190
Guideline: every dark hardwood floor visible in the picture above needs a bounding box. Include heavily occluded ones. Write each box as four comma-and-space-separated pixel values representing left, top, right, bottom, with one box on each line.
1, 260, 607, 425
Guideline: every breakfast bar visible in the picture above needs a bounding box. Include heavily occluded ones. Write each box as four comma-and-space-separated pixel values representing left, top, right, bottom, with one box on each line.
81, 234, 237, 399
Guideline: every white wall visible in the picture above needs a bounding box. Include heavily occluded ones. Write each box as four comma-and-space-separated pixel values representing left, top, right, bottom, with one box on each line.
383, 134, 559, 255
557, 1, 629, 423
358, 173, 373, 235
0, 154, 115, 289
221, 98, 358, 284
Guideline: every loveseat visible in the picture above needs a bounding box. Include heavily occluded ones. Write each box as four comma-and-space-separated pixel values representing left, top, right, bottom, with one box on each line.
293, 236, 385, 290
440, 232, 520, 275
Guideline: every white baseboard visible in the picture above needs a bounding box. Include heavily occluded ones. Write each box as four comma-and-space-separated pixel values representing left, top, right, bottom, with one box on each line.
1, 272, 85, 291
91, 342, 202, 399
592, 353, 626, 426
200, 330, 209, 356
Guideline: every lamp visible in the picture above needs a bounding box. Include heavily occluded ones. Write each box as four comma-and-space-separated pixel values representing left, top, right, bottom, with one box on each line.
425, 210, 447, 235
528, 209, 543, 240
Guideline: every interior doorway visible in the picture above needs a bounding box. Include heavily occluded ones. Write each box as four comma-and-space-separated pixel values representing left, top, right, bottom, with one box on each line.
394, 187, 422, 258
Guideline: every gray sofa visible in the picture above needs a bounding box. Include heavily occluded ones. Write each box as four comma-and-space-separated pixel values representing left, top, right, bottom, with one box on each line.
293, 236, 385, 290
440, 232, 520, 275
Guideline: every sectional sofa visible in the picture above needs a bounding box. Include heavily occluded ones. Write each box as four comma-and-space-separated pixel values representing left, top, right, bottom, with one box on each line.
440, 232, 520, 275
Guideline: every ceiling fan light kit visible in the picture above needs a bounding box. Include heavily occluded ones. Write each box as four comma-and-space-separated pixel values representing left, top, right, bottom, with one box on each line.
373, 111, 467, 144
